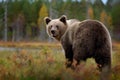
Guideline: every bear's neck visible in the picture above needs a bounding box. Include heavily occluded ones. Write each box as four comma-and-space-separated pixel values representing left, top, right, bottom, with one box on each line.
56, 25, 68, 41
54, 36, 61, 41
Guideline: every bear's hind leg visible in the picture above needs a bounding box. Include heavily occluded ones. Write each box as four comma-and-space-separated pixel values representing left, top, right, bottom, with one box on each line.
95, 49, 111, 80
72, 45, 87, 70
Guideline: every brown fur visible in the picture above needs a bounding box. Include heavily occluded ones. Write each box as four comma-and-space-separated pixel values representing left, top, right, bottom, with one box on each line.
44, 15, 112, 80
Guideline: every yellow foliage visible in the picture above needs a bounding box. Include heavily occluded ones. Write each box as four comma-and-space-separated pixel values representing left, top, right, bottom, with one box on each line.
100, 10, 107, 24
38, 4, 48, 26
88, 6, 94, 19
107, 15, 112, 26
100, 10, 113, 30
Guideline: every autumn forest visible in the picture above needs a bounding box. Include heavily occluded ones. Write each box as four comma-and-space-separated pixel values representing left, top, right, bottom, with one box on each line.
0, 0, 120, 42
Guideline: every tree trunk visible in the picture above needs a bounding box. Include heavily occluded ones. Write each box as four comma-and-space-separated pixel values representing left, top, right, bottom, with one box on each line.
4, 0, 8, 41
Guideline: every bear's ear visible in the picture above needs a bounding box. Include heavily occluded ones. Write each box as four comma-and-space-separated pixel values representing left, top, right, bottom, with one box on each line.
44, 17, 51, 25
59, 15, 67, 24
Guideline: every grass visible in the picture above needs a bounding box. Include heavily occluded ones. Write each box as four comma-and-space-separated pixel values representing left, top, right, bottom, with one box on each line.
0, 41, 61, 49
0, 41, 120, 80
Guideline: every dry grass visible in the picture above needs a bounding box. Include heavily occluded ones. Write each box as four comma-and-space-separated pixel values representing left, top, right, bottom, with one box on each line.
0, 49, 100, 80
0, 41, 120, 80
0, 41, 61, 49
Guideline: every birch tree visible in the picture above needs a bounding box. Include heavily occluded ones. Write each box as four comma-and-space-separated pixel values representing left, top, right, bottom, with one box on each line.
38, 3, 48, 41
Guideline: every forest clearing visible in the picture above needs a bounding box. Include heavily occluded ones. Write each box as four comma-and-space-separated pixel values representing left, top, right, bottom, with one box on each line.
0, 0, 120, 80
0, 41, 120, 80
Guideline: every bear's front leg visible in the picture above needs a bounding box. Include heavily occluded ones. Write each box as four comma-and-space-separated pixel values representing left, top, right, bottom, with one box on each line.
64, 45, 73, 68
61, 41, 73, 68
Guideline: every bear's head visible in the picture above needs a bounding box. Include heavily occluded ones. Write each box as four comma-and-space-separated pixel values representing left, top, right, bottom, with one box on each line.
44, 15, 68, 41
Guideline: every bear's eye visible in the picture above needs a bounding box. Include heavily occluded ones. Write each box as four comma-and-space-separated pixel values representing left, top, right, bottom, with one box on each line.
49, 25, 52, 29
56, 25, 59, 29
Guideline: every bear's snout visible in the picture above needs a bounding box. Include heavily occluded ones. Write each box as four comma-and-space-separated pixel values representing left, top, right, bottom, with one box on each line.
50, 30, 58, 37
51, 30, 55, 34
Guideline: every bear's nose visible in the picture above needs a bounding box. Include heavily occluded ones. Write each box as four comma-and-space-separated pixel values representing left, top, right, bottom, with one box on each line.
51, 30, 55, 34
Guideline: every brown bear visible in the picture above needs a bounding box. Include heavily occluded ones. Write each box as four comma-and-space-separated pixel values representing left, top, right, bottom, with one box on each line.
44, 15, 112, 80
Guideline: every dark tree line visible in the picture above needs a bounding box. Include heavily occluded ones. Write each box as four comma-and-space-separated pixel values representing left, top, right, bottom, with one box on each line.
0, 0, 120, 42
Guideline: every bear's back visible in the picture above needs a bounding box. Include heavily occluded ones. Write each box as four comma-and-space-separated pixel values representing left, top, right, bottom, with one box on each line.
75, 20, 111, 42
73, 20, 111, 57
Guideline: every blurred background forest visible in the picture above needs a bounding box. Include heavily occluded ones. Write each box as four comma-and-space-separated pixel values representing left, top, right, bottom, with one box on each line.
0, 0, 120, 80
0, 0, 120, 42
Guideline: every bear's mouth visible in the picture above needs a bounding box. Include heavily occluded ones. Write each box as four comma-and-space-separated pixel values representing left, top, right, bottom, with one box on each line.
52, 34, 58, 37
53, 34, 57, 37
